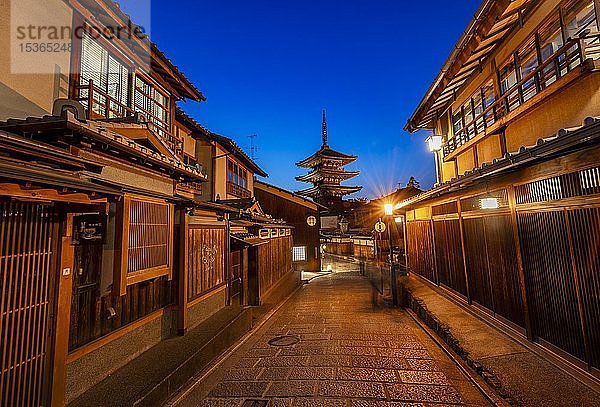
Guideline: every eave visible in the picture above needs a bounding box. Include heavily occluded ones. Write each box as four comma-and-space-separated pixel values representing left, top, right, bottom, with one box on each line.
296, 185, 363, 198
398, 117, 600, 208
0, 114, 207, 182
175, 108, 268, 178
296, 168, 361, 183
405, 0, 540, 132
296, 148, 359, 168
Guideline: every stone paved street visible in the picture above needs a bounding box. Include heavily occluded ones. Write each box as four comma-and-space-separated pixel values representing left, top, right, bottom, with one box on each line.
172, 259, 489, 406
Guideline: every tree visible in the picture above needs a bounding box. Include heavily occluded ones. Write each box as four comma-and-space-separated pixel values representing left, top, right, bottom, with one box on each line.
406, 176, 420, 189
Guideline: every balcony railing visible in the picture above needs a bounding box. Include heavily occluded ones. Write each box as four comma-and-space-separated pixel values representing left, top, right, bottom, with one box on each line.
445, 33, 600, 156
176, 181, 203, 196
73, 79, 184, 157
227, 181, 252, 199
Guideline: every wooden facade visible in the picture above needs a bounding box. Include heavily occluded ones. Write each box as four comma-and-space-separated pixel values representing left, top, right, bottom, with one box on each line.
403, 0, 600, 381
405, 158, 600, 371
254, 180, 322, 272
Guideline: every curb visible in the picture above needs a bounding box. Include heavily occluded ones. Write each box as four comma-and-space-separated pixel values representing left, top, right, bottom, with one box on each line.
399, 282, 520, 406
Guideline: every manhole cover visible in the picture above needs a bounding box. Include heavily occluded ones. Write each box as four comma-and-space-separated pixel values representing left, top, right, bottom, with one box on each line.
267, 335, 300, 347
242, 400, 269, 407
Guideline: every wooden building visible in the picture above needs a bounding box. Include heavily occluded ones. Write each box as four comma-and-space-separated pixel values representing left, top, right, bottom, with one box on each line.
296, 110, 362, 210
403, 0, 600, 382
254, 180, 322, 273
0, 1, 295, 405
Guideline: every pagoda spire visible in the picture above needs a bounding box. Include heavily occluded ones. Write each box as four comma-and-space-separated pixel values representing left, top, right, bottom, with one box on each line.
322, 109, 328, 147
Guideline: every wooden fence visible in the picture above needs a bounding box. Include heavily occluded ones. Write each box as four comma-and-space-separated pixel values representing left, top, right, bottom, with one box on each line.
0, 201, 58, 407
406, 164, 600, 372
258, 236, 292, 297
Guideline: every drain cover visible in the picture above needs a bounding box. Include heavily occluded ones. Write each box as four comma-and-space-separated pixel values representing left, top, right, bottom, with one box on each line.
242, 400, 269, 407
267, 335, 300, 347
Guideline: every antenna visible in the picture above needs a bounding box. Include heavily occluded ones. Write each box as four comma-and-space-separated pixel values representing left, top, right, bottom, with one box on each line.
248, 134, 259, 161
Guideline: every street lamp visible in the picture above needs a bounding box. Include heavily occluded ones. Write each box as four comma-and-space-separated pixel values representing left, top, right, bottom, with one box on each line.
426, 134, 444, 186
383, 203, 399, 306
339, 217, 349, 234
426, 134, 443, 152
384, 203, 394, 216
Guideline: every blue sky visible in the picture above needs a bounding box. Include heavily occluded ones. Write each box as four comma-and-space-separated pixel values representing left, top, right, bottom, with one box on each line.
120, 0, 480, 198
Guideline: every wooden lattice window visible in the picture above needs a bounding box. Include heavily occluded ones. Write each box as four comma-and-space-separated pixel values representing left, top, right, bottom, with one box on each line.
116, 195, 174, 295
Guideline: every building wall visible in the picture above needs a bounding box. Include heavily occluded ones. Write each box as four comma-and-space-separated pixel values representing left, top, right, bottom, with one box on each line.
505, 72, 600, 152
0, 0, 72, 120
435, 0, 600, 179
254, 183, 321, 272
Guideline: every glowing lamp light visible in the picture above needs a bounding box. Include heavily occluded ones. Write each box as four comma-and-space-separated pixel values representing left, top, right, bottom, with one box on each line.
384, 203, 394, 216
426, 135, 443, 152
480, 197, 500, 209
394, 217, 403, 224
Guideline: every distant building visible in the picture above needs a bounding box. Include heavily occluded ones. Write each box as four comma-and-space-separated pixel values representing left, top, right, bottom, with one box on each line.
254, 180, 323, 273
296, 110, 362, 211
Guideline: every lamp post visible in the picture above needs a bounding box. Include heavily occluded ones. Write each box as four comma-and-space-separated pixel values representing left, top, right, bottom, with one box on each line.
339, 217, 349, 235
384, 203, 398, 306
426, 134, 443, 186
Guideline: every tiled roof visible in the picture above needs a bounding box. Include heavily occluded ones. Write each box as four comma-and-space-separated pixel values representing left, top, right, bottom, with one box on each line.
398, 117, 600, 208
175, 108, 268, 177
89, 0, 205, 101
296, 146, 358, 168
0, 113, 207, 181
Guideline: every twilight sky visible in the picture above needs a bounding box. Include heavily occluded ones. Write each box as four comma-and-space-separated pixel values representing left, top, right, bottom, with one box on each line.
120, 0, 480, 198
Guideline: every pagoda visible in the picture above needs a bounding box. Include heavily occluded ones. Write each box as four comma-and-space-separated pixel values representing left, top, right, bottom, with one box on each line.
296, 110, 362, 209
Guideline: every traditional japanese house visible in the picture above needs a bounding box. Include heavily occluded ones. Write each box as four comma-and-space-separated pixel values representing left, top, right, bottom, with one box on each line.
403, 0, 600, 381
174, 109, 296, 308
176, 109, 268, 202
296, 110, 362, 210
0, 0, 260, 404
254, 180, 322, 273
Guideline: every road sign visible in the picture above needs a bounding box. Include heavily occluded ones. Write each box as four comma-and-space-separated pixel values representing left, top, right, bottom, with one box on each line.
375, 221, 386, 233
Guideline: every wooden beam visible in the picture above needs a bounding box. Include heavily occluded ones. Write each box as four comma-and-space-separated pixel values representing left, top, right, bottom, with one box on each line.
507, 185, 533, 341
0, 183, 106, 205
50, 213, 74, 407
457, 200, 472, 304
178, 210, 189, 335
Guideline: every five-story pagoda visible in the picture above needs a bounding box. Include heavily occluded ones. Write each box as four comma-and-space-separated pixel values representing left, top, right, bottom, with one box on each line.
296, 110, 362, 209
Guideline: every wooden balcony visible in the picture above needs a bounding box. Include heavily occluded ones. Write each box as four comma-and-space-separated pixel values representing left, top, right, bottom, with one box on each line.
73, 79, 184, 157
444, 34, 600, 157
227, 181, 252, 198
176, 181, 203, 196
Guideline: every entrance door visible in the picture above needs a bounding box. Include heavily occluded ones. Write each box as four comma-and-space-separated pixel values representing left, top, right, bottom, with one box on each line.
230, 249, 243, 305
247, 247, 260, 306
0, 201, 58, 407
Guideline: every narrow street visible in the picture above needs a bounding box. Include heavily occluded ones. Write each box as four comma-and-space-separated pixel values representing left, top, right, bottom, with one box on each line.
170, 257, 490, 406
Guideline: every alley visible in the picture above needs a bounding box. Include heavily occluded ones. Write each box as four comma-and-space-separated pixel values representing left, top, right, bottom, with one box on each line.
170, 259, 490, 406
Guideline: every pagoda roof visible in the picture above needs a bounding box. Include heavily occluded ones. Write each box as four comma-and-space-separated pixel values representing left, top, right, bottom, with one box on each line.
296, 184, 363, 198
296, 110, 359, 168
296, 168, 360, 183
296, 146, 358, 168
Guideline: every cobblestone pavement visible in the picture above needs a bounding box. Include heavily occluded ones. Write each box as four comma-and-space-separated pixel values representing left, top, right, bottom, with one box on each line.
172, 260, 489, 407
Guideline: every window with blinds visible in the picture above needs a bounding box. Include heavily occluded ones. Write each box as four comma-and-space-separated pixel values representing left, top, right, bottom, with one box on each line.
134, 76, 170, 137
80, 32, 130, 118
116, 195, 174, 295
